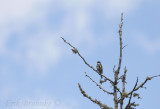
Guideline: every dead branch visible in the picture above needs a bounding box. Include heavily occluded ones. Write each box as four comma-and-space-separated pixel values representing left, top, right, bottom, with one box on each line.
122, 44, 127, 49
122, 66, 127, 93
113, 13, 124, 109
78, 83, 113, 109
115, 13, 123, 75
61, 37, 114, 85
119, 66, 127, 109
85, 72, 113, 95
125, 77, 139, 109
127, 75, 160, 96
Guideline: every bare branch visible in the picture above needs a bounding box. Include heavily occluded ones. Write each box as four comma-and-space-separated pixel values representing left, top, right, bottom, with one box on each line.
125, 77, 139, 109
61, 37, 114, 85
116, 13, 123, 74
125, 102, 139, 109
113, 13, 124, 109
61, 37, 97, 72
128, 75, 160, 95
125, 74, 160, 109
78, 83, 113, 109
119, 66, 127, 109
85, 72, 113, 95
122, 44, 127, 49
113, 65, 116, 73
122, 66, 127, 93
100, 79, 122, 95
100, 76, 115, 86
129, 78, 138, 103
101, 75, 115, 85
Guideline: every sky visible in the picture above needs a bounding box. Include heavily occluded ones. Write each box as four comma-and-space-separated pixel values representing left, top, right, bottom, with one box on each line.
0, 0, 160, 109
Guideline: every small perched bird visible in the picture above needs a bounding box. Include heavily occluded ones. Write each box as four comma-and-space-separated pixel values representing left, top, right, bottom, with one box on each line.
96, 61, 103, 79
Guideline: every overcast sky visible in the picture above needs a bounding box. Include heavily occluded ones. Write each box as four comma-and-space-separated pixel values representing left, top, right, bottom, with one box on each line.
0, 0, 160, 109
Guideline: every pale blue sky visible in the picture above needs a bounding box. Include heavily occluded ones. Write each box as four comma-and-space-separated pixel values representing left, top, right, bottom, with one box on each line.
0, 0, 160, 109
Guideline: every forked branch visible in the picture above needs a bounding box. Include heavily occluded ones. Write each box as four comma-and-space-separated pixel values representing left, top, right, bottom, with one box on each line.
128, 75, 160, 95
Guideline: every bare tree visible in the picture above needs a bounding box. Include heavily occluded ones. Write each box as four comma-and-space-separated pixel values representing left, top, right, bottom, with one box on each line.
61, 13, 160, 109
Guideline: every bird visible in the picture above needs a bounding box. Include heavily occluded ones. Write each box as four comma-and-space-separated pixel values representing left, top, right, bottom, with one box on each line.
96, 61, 103, 79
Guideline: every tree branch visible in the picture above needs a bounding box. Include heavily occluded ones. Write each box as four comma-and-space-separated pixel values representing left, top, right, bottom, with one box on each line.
122, 44, 127, 49
122, 66, 127, 93
61, 37, 114, 85
125, 77, 139, 109
114, 13, 123, 109
120, 66, 127, 109
128, 75, 160, 95
85, 72, 113, 95
124, 75, 160, 109
78, 83, 113, 109
116, 13, 123, 75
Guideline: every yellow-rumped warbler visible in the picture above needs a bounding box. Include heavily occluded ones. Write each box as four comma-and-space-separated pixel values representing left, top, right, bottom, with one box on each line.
96, 61, 103, 79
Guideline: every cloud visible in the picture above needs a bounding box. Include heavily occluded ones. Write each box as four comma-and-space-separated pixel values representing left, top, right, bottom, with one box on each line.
0, 0, 61, 75
0, 33, 61, 76
70, 0, 144, 19
104, 0, 143, 18
21, 34, 61, 75
0, 0, 145, 75
57, 0, 145, 48
0, 0, 51, 23
135, 34, 160, 54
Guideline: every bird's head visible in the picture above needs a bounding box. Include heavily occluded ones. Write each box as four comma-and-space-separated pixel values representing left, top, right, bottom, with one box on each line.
97, 61, 101, 64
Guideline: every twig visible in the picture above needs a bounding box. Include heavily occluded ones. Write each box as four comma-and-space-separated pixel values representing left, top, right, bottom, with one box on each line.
85, 72, 113, 95
125, 102, 139, 109
122, 44, 127, 49
61, 37, 97, 72
113, 65, 116, 73
126, 77, 139, 108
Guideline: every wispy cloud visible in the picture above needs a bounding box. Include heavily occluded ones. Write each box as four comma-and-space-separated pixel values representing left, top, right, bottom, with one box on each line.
0, 0, 60, 75
135, 34, 160, 54
104, 0, 143, 19
0, 0, 51, 23
0, 0, 145, 74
